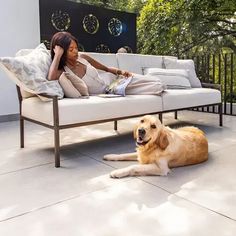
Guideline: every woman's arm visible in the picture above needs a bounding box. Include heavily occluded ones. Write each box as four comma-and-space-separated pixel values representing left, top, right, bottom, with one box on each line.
48, 46, 64, 80
80, 54, 132, 77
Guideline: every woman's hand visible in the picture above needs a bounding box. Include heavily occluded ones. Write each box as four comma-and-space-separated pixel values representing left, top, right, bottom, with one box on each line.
122, 70, 132, 78
48, 45, 64, 81
117, 69, 132, 78
106, 67, 133, 78
53, 45, 64, 58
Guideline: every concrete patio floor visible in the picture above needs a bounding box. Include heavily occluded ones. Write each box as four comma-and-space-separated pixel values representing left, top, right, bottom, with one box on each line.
0, 111, 236, 236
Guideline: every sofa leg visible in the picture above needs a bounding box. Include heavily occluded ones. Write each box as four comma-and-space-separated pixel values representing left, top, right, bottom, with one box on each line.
218, 103, 223, 126
159, 113, 163, 123
174, 111, 178, 119
54, 128, 60, 167
20, 117, 24, 148
114, 120, 117, 131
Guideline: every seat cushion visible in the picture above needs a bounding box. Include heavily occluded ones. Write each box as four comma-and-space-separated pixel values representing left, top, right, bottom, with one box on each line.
22, 95, 163, 126
162, 88, 221, 111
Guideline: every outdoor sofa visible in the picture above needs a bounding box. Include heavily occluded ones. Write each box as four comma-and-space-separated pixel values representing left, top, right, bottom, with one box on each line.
0, 49, 222, 167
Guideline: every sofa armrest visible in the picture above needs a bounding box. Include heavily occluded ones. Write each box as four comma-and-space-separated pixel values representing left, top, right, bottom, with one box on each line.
38, 93, 59, 99
201, 83, 221, 91
38, 93, 59, 127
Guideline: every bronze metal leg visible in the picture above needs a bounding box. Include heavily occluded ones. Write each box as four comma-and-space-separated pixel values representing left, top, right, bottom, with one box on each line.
20, 117, 24, 148
114, 120, 117, 131
174, 111, 178, 119
159, 113, 163, 123
219, 103, 223, 126
53, 96, 60, 167
54, 127, 60, 167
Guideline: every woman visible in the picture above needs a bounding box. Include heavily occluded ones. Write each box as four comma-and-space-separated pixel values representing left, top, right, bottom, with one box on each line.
48, 31, 165, 96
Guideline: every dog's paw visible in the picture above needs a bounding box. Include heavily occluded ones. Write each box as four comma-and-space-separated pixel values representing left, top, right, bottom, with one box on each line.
103, 154, 119, 161
110, 169, 129, 178
161, 168, 171, 176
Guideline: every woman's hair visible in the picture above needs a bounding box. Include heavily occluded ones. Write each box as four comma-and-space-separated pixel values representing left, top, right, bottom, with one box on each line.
50, 32, 78, 69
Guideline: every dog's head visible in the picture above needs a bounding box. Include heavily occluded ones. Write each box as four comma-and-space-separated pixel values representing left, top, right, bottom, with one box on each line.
134, 115, 169, 150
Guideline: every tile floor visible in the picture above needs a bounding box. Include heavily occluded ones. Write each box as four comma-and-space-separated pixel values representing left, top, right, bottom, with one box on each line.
0, 111, 236, 236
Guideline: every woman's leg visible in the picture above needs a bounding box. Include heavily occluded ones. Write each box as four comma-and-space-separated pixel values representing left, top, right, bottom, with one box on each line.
125, 74, 166, 95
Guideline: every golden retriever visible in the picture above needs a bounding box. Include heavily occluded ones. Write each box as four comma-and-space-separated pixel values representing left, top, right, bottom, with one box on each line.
103, 115, 208, 178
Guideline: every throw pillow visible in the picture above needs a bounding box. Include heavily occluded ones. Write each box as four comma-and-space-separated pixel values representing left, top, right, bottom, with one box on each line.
20, 87, 36, 99
163, 57, 202, 88
64, 71, 89, 96
15, 48, 43, 99
59, 72, 81, 98
0, 43, 64, 99
143, 68, 191, 89
15, 49, 34, 57
0, 61, 36, 98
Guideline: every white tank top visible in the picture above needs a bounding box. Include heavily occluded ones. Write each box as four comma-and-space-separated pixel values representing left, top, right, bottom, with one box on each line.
64, 55, 106, 95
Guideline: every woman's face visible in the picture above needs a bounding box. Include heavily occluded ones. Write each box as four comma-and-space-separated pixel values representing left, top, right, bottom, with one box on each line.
66, 40, 78, 61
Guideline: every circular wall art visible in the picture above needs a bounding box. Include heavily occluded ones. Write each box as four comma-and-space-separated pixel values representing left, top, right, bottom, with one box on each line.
108, 18, 123, 36
83, 14, 99, 34
51, 10, 71, 31
95, 44, 110, 53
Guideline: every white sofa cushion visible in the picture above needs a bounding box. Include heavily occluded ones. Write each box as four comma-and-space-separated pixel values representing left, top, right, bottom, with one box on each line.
143, 68, 191, 89
116, 54, 175, 74
162, 88, 221, 110
164, 57, 202, 88
85, 52, 118, 68
22, 95, 163, 126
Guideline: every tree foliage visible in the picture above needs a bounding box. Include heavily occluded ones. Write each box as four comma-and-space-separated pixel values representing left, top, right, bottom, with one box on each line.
137, 0, 236, 56
70, 0, 146, 13
71, 0, 236, 56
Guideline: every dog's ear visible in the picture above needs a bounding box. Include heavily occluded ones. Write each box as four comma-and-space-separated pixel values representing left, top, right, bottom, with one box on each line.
157, 129, 169, 150
133, 124, 138, 139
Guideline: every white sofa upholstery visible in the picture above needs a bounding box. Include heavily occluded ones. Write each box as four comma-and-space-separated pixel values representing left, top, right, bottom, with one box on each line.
22, 95, 163, 126
162, 88, 221, 110
0, 51, 222, 167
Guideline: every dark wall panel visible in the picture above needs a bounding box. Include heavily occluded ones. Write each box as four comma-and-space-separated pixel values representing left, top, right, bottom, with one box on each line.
39, 0, 136, 53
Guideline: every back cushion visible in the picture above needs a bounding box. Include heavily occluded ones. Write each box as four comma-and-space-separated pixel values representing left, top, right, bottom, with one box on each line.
116, 53, 177, 74
164, 57, 202, 88
85, 52, 118, 68
143, 68, 191, 89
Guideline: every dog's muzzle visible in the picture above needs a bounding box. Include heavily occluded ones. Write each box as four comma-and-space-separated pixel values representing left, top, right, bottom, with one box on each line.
138, 128, 146, 137
136, 128, 150, 146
